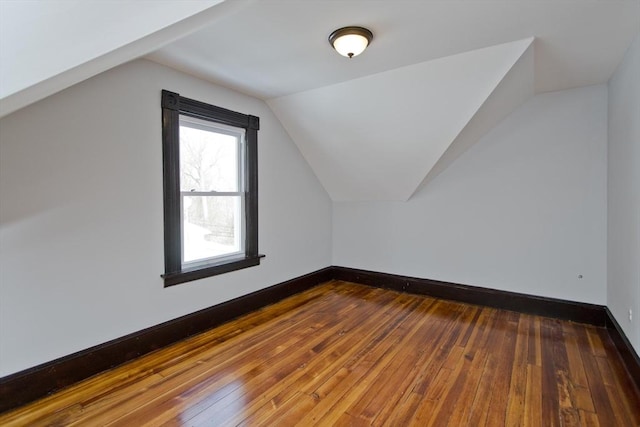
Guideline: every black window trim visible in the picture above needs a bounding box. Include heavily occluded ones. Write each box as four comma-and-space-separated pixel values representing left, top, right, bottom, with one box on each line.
161, 90, 263, 287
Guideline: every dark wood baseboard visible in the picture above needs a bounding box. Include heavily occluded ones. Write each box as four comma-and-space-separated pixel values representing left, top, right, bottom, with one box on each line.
605, 307, 640, 392
0, 267, 333, 414
332, 266, 607, 326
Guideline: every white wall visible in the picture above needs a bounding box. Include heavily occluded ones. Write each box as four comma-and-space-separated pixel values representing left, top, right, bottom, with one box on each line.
608, 33, 640, 353
333, 85, 608, 305
0, 59, 332, 377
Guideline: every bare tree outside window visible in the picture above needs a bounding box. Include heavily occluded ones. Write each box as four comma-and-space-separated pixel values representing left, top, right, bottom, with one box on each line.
179, 119, 243, 264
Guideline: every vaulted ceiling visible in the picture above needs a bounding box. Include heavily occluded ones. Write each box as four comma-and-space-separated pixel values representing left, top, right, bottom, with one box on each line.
3, 0, 639, 201
267, 38, 534, 201
0, 0, 228, 116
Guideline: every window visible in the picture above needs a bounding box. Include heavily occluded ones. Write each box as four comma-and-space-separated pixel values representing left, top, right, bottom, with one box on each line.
161, 90, 262, 286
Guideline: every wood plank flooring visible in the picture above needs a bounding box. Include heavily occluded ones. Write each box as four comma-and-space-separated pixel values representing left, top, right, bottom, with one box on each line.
1, 281, 638, 426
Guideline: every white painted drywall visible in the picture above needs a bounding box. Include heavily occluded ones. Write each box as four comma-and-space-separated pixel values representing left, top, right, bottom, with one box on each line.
149, 0, 640, 100
268, 38, 533, 202
0, 0, 243, 118
418, 40, 534, 191
608, 33, 640, 354
0, 59, 332, 376
333, 85, 608, 305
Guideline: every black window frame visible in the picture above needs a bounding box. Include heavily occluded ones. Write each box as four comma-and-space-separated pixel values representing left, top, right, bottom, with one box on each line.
161, 90, 262, 287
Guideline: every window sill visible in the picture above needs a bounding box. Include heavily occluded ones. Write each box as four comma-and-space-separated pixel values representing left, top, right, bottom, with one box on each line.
162, 254, 265, 287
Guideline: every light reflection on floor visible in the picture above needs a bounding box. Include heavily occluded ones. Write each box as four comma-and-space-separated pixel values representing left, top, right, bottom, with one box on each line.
177, 379, 246, 426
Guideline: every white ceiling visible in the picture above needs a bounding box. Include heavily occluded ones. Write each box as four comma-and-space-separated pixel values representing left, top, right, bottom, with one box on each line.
147, 0, 639, 99
268, 38, 534, 201
2, 1, 638, 201
0, 0, 231, 117
147, 0, 638, 201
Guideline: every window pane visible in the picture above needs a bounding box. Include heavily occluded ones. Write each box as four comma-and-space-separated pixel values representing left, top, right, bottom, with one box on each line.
182, 195, 243, 264
179, 117, 242, 192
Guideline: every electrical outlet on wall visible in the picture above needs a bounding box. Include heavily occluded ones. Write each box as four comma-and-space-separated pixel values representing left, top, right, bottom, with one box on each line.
629, 309, 633, 322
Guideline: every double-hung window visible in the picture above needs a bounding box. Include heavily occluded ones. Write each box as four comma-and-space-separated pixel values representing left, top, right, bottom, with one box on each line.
161, 90, 262, 286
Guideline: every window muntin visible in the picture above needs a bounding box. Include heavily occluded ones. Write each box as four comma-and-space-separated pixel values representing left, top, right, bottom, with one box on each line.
161, 90, 261, 287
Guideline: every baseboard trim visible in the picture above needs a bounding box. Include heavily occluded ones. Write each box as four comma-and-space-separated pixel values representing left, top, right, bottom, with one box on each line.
3, 265, 637, 414
605, 307, 640, 392
0, 267, 333, 413
332, 266, 607, 326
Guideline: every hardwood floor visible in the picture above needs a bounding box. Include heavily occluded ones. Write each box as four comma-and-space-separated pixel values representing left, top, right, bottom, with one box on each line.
1, 281, 638, 426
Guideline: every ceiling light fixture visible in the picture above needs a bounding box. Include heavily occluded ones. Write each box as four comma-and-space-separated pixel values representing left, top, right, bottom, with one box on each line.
328, 26, 373, 58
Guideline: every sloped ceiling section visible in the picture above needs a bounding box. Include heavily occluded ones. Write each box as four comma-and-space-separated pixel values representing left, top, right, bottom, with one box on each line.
418, 39, 535, 193
0, 0, 239, 118
268, 38, 534, 202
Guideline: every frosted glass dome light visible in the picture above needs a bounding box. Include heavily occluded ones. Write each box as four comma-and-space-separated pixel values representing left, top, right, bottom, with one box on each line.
329, 26, 373, 58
